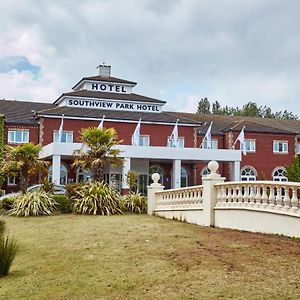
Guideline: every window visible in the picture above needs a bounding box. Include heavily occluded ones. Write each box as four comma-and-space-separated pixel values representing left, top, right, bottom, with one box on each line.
181, 167, 188, 187
241, 167, 257, 181
245, 140, 256, 152
8, 129, 29, 144
76, 167, 91, 183
273, 141, 288, 153
297, 144, 300, 154
48, 164, 68, 185
203, 140, 218, 149
167, 137, 184, 148
272, 168, 288, 182
53, 131, 73, 143
131, 135, 150, 146
7, 176, 16, 186
201, 167, 211, 176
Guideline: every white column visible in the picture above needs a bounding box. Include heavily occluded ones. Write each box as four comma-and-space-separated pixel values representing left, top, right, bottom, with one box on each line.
172, 159, 181, 189
121, 157, 131, 189
232, 161, 241, 181
52, 155, 61, 184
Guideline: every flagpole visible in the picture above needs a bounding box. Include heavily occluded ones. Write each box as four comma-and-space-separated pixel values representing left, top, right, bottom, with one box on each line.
232, 126, 245, 149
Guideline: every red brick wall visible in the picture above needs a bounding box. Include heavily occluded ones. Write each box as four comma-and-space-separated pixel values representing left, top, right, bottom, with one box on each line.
41, 118, 195, 147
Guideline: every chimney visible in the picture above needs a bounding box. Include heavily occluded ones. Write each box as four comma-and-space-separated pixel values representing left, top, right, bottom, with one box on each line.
97, 63, 111, 77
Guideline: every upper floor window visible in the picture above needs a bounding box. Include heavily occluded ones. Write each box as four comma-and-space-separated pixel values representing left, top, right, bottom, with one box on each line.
131, 135, 150, 146
8, 129, 29, 144
297, 144, 300, 154
203, 140, 218, 149
273, 141, 288, 153
167, 136, 184, 148
245, 139, 256, 152
53, 131, 73, 143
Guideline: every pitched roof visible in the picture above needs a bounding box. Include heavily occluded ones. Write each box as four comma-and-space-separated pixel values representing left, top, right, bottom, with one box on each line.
54, 90, 166, 105
0, 99, 55, 124
72, 76, 137, 89
172, 112, 297, 135
37, 106, 201, 125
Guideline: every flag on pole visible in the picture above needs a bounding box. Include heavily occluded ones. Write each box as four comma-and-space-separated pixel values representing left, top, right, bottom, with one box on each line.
58, 114, 64, 143
98, 115, 105, 129
132, 118, 141, 146
201, 122, 213, 148
234, 126, 246, 155
170, 119, 179, 147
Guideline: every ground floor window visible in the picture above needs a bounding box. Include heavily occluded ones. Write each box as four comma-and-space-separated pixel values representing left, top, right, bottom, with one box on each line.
272, 167, 288, 182
109, 174, 122, 191
181, 167, 188, 187
241, 166, 256, 181
76, 167, 91, 183
137, 174, 148, 195
48, 164, 68, 185
7, 176, 16, 186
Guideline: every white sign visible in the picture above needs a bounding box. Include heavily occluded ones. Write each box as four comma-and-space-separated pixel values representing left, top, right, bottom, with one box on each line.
66, 98, 162, 113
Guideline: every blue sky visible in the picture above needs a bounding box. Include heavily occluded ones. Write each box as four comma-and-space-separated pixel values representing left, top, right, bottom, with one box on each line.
0, 0, 300, 116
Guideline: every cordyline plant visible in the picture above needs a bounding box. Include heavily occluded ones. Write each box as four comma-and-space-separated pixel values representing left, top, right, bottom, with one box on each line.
73, 127, 123, 182
1, 143, 49, 193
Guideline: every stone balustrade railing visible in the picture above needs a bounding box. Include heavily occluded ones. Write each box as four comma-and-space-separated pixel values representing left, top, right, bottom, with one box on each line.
215, 181, 300, 215
155, 185, 203, 211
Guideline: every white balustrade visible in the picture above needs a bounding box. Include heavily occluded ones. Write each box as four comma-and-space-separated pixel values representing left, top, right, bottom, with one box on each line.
155, 185, 203, 211
215, 181, 300, 215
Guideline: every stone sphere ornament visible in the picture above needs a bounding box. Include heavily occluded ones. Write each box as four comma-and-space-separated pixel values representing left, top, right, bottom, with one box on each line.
152, 173, 160, 184
208, 160, 219, 174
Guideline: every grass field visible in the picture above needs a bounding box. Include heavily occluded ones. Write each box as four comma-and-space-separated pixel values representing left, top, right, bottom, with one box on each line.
0, 214, 300, 299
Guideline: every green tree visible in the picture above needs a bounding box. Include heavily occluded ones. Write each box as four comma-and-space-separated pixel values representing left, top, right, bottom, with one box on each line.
286, 156, 300, 182
1, 143, 49, 193
196, 98, 211, 114
73, 127, 123, 182
126, 170, 138, 193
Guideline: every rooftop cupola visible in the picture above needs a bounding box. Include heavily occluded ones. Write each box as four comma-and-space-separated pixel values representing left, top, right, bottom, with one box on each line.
97, 63, 111, 77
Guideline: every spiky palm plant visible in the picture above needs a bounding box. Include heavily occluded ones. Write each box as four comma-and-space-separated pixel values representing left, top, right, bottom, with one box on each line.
73, 127, 123, 182
122, 193, 147, 214
1, 143, 49, 193
10, 191, 57, 217
72, 181, 123, 215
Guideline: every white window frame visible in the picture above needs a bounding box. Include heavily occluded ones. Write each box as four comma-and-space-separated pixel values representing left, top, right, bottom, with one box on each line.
245, 139, 256, 152
203, 139, 218, 149
53, 131, 74, 143
241, 166, 257, 181
7, 176, 16, 186
167, 136, 184, 148
296, 144, 300, 154
131, 134, 150, 146
7, 129, 29, 144
273, 141, 288, 153
272, 167, 288, 182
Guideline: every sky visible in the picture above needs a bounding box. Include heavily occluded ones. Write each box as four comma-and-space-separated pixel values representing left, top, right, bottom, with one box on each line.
0, 0, 300, 116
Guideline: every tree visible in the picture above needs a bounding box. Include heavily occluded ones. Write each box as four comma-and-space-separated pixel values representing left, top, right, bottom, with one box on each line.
286, 156, 300, 182
1, 143, 49, 193
126, 170, 138, 193
196, 99, 298, 120
73, 127, 123, 182
196, 98, 211, 114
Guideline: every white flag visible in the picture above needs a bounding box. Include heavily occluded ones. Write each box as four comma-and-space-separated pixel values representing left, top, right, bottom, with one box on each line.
58, 114, 64, 143
132, 118, 141, 146
170, 119, 179, 147
98, 115, 105, 129
202, 122, 213, 149
237, 126, 246, 155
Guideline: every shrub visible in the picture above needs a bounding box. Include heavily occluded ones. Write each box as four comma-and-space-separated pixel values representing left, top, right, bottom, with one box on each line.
53, 194, 72, 214
10, 191, 57, 217
0, 219, 5, 235
65, 182, 82, 199
0, 197, 16, 211
0, 220, 19, 278
122, 193, 147, 214
72, 182, 123, 215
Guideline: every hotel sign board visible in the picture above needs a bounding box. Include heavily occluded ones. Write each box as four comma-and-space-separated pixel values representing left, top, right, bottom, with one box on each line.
66, 98, 162, 113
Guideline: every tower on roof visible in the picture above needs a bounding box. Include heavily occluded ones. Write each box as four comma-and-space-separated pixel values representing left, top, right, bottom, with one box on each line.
97, 63, 111, 77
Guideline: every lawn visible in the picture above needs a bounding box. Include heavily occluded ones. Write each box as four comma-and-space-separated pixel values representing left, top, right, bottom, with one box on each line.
0, 214, 300, 299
